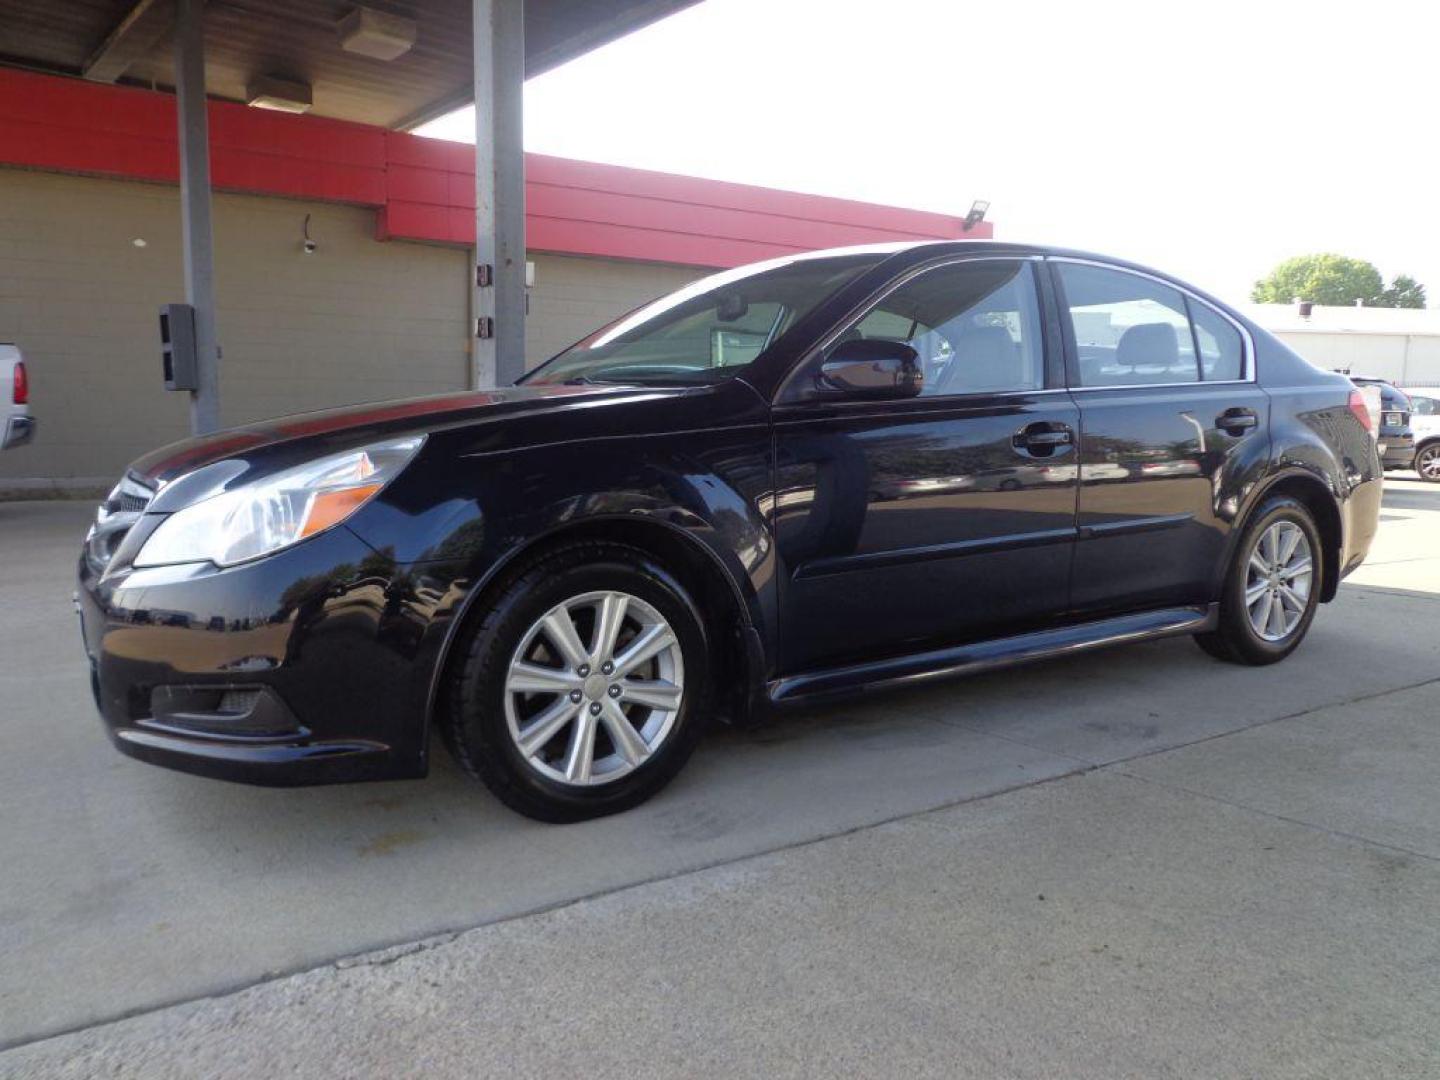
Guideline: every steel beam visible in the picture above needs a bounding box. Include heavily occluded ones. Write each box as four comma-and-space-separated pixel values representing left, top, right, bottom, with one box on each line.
473, 0, 526, 388
174, 0, 221, 433
394, 85, 473, 134
84, 0, 176, 83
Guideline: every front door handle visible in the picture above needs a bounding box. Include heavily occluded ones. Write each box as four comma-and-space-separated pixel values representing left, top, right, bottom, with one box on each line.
1013, 422, 1074, 456
1217, 407, 1258, 435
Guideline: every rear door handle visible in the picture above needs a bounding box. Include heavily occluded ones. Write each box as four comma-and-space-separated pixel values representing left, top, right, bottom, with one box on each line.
1217, 407, 1258, 434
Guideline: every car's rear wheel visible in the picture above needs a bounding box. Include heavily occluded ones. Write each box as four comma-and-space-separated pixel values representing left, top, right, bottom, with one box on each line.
446, 542, 710, 822
1194, 495, 1323, 665
1415, 442, 1440, 483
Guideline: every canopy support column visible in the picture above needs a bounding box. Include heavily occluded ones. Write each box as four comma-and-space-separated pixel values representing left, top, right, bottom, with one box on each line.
174, 0, 221, 433
473, 0, 526, 388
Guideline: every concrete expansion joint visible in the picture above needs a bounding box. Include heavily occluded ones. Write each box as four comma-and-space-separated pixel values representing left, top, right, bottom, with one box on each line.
1114, 768, 1440, 868
333, 931, 466, 972
1092, 668, 1440, 775
1346, 581, 1440, 600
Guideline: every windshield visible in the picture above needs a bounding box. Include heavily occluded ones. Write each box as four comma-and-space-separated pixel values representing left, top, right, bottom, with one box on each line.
523, 251, 886, 387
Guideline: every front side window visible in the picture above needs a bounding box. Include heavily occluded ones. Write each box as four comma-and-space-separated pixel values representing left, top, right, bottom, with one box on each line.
1409, 394, 1436, 417
1058, 263, 1199, 387
836, 260, 1044, 397
524, 252, 884, 387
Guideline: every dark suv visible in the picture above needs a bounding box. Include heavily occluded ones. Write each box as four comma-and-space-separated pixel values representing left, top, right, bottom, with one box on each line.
1347, 376, 1413, 470
77, 243, 1383, 820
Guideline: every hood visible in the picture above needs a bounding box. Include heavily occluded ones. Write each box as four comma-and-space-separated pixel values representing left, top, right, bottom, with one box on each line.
128, 383, 675, 491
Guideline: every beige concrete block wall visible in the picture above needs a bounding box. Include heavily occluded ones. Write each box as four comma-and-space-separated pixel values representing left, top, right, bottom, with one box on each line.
1273, 331, 1440, 387
525, 253, 706, 368
0, 168, 469, 484
0, 168, 712, 486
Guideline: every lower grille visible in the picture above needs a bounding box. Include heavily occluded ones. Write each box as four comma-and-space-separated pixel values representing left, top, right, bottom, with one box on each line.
141, 685, 306, 741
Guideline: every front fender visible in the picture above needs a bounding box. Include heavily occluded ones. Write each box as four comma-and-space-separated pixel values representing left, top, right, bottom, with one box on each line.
347, 422, 776, 740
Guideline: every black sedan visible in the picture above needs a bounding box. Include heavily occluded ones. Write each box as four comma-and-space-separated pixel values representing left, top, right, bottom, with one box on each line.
77, 242, 1383, 821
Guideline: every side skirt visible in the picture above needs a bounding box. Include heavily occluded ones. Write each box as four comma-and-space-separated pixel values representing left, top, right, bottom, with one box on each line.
768, 604, 1219, 706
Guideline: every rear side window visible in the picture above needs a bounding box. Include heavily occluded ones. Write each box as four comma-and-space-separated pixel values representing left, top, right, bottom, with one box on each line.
1057, 263, 1198, 387
1188, 299, 1245, 381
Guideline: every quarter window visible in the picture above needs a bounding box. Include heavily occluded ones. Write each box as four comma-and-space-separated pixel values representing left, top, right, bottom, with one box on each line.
1057, 263, 1199, 387
840, 260, 1044, 397
1188, 299, 1245, 381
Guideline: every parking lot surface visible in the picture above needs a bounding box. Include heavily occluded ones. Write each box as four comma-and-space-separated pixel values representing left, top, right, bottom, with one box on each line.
2, 477, 1438, 1074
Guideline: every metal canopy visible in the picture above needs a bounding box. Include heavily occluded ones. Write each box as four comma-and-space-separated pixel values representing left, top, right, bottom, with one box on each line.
0, 0, 698, 128
0, 0, 700, 432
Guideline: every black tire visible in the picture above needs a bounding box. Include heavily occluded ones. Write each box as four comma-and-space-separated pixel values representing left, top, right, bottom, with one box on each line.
445, 542, 711, 822
1193, 495, 1325, 666
1415, 442, 1440, 483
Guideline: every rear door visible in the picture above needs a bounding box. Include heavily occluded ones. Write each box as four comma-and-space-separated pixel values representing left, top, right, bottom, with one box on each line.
1051, 259, 1269, 614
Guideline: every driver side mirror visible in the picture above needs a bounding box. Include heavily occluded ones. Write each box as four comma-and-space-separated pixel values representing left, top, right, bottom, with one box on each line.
817, 339, 924, 399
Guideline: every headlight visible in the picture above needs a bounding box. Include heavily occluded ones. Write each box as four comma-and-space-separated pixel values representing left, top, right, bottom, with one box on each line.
133, 436, 424, 568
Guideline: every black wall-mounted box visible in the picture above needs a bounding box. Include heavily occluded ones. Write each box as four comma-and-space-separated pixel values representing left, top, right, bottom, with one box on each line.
159, 303, 198, 391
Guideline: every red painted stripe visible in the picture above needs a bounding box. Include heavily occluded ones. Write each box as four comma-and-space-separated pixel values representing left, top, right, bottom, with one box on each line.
528, 215, 808, 268
525, 153, 971, 237
0, 67, 984, 266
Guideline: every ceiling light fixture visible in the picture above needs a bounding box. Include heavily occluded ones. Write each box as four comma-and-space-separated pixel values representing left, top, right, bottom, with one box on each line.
246, 76, 313, 114
339, 7, 418, 61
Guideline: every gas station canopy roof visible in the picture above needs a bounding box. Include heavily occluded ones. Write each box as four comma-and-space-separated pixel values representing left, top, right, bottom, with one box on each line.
0, 0, 699, 128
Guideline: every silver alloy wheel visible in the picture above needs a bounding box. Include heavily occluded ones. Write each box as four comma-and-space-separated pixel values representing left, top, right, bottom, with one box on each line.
1244, 520, 1313, 642
503, 590, 684, 787
1417, 445, 1440, 482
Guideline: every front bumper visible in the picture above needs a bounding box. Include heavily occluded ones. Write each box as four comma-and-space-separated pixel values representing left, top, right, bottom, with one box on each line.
2, 414, 34, 449
77, 520, 445, 786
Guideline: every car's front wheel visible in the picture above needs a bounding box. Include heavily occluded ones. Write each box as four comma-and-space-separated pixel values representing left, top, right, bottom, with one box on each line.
446, 542, 710, 822
1415, 442, 1440, 483
1194, 495, 1324, 665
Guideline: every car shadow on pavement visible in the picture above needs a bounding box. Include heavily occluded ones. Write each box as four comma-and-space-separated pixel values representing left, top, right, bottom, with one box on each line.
1381, 481, 1440, 512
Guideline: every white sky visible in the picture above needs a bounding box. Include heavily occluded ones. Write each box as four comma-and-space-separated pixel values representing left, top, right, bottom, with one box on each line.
417, 0, 1439, 307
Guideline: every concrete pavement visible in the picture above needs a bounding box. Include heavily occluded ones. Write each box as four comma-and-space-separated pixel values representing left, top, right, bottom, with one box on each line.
2, 477, 1438, 1074
7, 685, 1440, 1078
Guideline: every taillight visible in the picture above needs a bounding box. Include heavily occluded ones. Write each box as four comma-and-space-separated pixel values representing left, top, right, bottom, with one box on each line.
11, 361, 26, 405
1347, 389, 1372, 433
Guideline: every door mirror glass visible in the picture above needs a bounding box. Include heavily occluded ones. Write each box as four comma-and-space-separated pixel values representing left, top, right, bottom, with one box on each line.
818, 339, 923, 398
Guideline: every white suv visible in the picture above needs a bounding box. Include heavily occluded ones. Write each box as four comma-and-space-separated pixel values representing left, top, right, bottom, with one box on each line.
1402, 387, 1440, 482
1, 344, 33, 451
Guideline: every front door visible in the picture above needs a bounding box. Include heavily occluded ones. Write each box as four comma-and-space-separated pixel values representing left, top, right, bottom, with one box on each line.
771, 258, 1080, 673
1051, 259, 1270, 614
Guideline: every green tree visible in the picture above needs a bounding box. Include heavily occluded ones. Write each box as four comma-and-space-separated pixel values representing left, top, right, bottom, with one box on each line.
1379, 274, 1427, 309
1251, 254, 1385, 306
1252, 254, 1427, 309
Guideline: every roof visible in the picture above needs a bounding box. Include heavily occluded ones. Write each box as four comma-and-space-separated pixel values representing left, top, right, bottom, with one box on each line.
1244, 303, 1440, 338
0, 67, 983, 267
0, 0, 700, 128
